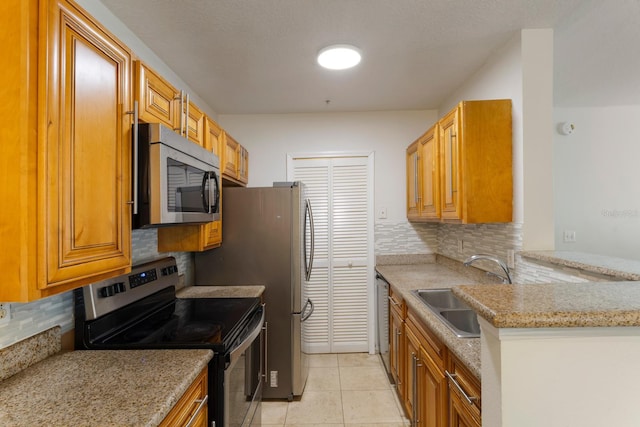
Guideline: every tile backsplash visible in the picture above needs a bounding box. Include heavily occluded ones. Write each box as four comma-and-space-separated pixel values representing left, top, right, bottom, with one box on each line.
0, 229, 194, 349
375, 220, 605, 285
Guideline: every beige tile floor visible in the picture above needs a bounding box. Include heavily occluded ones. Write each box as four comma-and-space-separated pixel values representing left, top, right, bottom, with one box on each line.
262, 353, 410, 426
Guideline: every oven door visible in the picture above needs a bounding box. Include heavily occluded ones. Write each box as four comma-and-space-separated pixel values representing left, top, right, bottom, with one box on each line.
225, 305, 265, 427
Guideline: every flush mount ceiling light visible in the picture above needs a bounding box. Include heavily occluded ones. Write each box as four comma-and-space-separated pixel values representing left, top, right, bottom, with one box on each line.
317, 44, 362, 70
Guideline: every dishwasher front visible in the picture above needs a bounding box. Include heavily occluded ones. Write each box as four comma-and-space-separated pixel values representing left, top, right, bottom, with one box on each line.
376, 274, 394, 383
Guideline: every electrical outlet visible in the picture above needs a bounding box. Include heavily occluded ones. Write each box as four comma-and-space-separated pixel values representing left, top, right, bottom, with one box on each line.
457, 239, 464, 253
0, 303, 11, 325
507, 250, 515, 269
378, 207, 387, 219
563, 230, 577, 243
270, 370, 278, 387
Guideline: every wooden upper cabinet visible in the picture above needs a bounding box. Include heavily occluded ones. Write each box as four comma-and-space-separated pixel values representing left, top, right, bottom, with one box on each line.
439, 100, 512, 224
205, 117, 224, 157
407, 100, 512, 224
439, 107, 462, 221
134, 61, 179, 129
1, 0, 132, 302
419, 127, 441, 220
221, 132, 249, 186
238, 146, 249, 185
185, 98, 205, 147
407, 126, 440, 221
406, 141, 420, 219
134, 61, 205, 146
223, 132, 240, 177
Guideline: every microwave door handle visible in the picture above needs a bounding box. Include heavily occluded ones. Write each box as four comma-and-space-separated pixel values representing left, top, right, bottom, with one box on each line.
201, 172, 210, 213
211, 171, 220, 214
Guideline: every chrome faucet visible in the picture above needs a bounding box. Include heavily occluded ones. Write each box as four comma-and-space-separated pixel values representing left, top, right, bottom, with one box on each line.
463, 254, 513, 284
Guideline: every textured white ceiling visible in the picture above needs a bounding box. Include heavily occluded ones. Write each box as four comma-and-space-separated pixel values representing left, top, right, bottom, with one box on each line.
99, 0, 639, 114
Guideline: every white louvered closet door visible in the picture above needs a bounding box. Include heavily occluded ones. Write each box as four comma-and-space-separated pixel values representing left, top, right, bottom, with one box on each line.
290, 155, 372, 353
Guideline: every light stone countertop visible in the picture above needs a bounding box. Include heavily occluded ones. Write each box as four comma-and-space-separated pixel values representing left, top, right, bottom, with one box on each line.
453, 281, 640, 328
177, 285, 265, 298
520, 250, 640, 281
376, 263, 493, 380
0, 349, 213, 427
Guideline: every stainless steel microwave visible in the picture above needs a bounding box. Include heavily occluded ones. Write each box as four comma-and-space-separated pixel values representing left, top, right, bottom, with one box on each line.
133, 123, 220, 228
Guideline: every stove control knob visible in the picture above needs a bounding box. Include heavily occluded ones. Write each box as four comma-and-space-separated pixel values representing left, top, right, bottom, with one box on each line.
113, 282, 126, 294
99, 285, 114, 298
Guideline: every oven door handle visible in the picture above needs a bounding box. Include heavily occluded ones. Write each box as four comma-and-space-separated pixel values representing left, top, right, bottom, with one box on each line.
229, 305, 265, 366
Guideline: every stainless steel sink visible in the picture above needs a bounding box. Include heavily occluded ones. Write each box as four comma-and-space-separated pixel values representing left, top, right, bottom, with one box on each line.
411, 288, 480, 338
415, 288, 470, 310
438, 310, 481, 337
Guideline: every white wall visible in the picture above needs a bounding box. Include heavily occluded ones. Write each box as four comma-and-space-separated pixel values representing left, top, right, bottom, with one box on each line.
554, 105, 640, 260
219, 111, 437, 224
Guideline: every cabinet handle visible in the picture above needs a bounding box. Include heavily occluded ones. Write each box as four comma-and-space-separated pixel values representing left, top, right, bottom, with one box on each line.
412, 353, 418, 427
174, 90, 185, 135
445, 370, 477, 405
414, 153, 419, 204
184, 394, 208, 427
125, 101, 139, 214
388, 296, 402, 307
448, 131, 457, 196
262, 320, 268, 381
185, 92, 190, 138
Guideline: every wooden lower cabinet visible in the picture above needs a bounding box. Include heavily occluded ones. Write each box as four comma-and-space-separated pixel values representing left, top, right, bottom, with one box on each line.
406, 315, 448, 427
160, 368, 208, 427
393, 302, 481, 427
446, 354, 481, 427
390, 302, 406, 403
388, 286, 406, 406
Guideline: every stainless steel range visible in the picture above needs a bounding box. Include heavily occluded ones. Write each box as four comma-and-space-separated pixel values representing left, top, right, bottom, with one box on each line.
74, 257, 264, 427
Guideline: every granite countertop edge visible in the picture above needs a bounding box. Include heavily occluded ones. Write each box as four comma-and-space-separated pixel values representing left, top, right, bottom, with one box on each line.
177, 284, 265, 298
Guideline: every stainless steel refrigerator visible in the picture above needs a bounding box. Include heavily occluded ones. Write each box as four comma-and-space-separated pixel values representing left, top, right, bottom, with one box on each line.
194, 182, 315, 400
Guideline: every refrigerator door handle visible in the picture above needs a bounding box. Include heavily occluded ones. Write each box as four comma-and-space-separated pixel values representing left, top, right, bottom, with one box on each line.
301, 298, 314, 322
304, 198, 315, 281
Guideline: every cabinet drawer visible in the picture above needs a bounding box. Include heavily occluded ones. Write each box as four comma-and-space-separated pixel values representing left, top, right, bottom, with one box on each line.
406, 311, 446, 369
160, 368, 208, 427
389, 286, 406, 318
446, 353, 481, 422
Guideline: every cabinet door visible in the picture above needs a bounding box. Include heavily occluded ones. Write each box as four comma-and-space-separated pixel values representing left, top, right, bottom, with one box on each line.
185, 99, 205, 147
449, 391, 480, 427
134, 61, 180, 129
406, 141, 420, 219
203, 117, 224, 247
419, 126, 440, 220
43, 0, 131, 287
238, 146, 249, 184
223, 132, 240, 178
390, 307, 405, 402
439, 106, 462, 221
421, 347, 448, 427
405, 324, 421, 420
